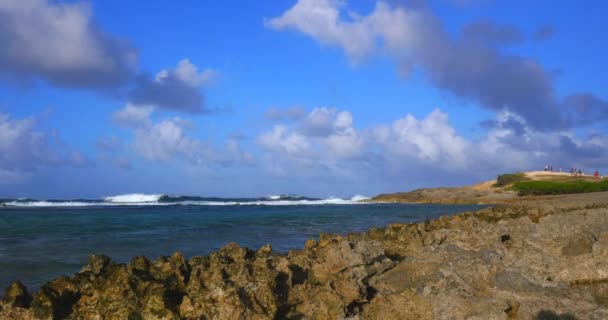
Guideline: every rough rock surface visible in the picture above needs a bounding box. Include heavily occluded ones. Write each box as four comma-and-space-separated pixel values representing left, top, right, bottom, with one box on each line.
2, 192, 608, 319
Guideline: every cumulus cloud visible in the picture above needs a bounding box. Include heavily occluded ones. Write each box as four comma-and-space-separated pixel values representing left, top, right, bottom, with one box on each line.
0, 2, 216, 116
371, 109, 469, 166
266, 0, 376, 62
479, 111, 608, 170
257, 106, 608, 186
129, 59, 215, 113
133, 119, 252, 166
0, 2, 219, 116
0, 114, 61, 170
133, 118, 198, 163
258, 125, 312, 158
298, 107, 340, 137
111, 104, 252, 167
268, 0, 608, 130
257, 107, 476, 183
259, 107, 464, 167
259, 107, 365, 160
0, 112, 91, 181
155, 59, 218, 87
112, 103, 155, 128
0, 0, 136, 88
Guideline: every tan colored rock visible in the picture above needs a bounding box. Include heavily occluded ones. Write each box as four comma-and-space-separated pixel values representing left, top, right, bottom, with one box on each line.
363, 291, 434, 320
3, 281, 31, 309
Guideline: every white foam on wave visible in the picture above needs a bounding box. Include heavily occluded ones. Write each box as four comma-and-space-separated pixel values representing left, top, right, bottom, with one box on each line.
4, 201, 171, 207
104, 193, 164, 203
180, 197, 369, 206
4, 201, 96, 207
3, 195, 373, 207
350, 195, 370, 202
265, 194, 305, 200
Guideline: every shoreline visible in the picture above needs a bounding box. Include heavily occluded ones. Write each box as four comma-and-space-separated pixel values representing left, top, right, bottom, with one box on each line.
2, 192, 608, 319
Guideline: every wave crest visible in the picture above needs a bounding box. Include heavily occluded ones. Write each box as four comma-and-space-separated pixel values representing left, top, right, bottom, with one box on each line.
2, 194, 374, 207
350, 195, 370, 202
104, 193, 164, 203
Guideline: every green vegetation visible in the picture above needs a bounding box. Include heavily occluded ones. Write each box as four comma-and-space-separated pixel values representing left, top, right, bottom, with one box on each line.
494, 172, 530, 187
513, 179, 608, 196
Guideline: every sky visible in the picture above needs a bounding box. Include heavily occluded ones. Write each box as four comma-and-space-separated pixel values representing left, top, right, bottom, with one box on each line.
0, 0, 607, 199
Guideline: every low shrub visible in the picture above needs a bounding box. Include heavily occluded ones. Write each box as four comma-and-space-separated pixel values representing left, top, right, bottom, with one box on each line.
494, 173, 529, 187
513, 179, 608, 196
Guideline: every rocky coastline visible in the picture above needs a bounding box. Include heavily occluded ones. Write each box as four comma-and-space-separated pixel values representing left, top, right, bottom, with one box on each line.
2, 192, 608, 319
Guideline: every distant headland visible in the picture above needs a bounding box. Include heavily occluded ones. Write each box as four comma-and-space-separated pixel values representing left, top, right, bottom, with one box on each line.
370, 170, 608, 204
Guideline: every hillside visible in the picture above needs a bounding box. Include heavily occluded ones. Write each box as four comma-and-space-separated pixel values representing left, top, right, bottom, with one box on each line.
370, 171, 605, 204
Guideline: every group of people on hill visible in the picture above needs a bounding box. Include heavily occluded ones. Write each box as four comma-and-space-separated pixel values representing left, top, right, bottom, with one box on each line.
570, 168, 603, 179
570, 168, 583, 176
542, 165, 603, 179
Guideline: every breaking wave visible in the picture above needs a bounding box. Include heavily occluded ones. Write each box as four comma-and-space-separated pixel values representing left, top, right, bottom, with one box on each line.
1, 193, 372, 207
104, 194, 164, 203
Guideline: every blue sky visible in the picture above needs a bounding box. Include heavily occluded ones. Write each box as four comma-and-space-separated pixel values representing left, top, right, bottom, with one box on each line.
0, 0, 606, 199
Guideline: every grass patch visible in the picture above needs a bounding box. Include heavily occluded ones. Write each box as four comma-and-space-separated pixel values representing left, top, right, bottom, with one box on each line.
513, 179, 608, 196
494, 172, 530, 187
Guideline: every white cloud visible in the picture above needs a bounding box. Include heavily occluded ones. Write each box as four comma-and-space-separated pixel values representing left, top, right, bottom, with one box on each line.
0, 0, 136, 87
112, 103, 155, 128
0, 113, 60, 169
266, 0, 376, 61
111, 104, 252, 167
257, 106, 608, 185
325, 111, 363, 159
258, 125, 312, 157
266, 0, 425, 62
259, 107, 469, 166
133, 118, 253, 166
373, 109, 469, 165
0, 112, 91, 182
299, 107, 337, 136
268, 0, 608, 130
134, 118, 196, 163
156, 59, 218, 87
257, 108, 362, 175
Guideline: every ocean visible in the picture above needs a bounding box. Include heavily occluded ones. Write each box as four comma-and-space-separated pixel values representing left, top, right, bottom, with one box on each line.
0, 194, 485, 289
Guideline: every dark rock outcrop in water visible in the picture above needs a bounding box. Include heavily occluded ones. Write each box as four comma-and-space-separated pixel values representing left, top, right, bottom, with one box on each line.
2, 192, 608, 319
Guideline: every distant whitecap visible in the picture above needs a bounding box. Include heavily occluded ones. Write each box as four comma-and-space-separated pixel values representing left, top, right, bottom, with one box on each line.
104, 193, 164, 203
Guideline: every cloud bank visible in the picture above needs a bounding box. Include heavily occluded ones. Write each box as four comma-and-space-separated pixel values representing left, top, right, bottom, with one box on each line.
0, 1, 215, 114
268, 0, 608, 131
257, 106, 608, 187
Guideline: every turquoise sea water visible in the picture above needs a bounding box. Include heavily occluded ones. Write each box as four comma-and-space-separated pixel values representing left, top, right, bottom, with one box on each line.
0, 198, 485, 290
